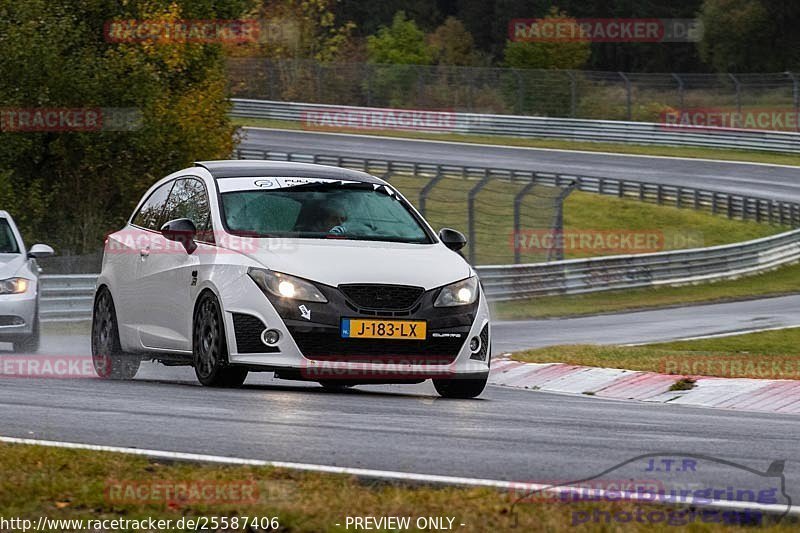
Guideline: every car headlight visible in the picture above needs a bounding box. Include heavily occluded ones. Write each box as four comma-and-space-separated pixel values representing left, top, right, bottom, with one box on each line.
434, 276, 478, 307
247, 268, 327, 303
0, 277, 30, 295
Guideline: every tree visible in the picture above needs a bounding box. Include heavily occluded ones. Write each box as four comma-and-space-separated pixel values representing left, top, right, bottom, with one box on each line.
428, 17, 483, 66
502, 8, 590, 70
366, 11, 433, 65
0, 0, 247, 255
699, 0, 800, 71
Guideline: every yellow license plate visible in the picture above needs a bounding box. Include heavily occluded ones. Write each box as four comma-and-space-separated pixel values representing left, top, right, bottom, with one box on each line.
341, 318, 426, 340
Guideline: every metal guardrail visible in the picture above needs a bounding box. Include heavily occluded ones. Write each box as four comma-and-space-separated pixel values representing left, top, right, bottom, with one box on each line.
40, 274, 97, 322
232, 99, 800, 154
39, 228, 800, 319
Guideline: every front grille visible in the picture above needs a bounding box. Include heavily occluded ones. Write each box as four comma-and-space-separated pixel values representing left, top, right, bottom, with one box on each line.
289, 329, 463, 365
232, 313, 279, 354
339, 284, 424, 311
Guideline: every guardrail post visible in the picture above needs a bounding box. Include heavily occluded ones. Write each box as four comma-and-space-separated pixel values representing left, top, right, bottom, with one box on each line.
676, 187, 682, 209
656, 184, 663, 205
727, 196, 734, 219
711, 193, 718, 215
618, 72, 632, 120
467, 170, 493, 264
418, 167, 445, 218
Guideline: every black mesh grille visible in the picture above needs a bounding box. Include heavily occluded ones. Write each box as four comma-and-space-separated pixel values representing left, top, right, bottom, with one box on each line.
0, 315, 23, 326
339, 284, 424, 311
232, 313, 278, 354
470, 323, 490, 361
289, 329, 462, 365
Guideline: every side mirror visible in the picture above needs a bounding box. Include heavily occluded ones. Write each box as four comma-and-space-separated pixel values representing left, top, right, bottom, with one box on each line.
161, 218, 197, 254
439, 228, 467, 251
28, 243, 54, 258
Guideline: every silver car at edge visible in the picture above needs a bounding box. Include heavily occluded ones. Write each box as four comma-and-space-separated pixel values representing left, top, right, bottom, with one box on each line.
0, 210, 54, 352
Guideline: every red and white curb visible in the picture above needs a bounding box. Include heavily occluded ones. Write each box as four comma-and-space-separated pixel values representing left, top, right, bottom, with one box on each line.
490, 359, 800, 415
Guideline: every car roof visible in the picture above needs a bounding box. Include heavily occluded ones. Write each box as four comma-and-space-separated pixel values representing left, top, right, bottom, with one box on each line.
195, 160, 386, 185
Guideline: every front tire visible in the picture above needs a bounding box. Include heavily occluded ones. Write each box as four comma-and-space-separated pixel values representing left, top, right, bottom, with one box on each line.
193, 292, 248, 387
433, 374, 488, 399
91, 288, 140, 379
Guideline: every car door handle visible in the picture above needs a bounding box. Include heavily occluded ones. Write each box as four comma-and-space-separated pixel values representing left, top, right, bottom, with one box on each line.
139, 246, 150, 258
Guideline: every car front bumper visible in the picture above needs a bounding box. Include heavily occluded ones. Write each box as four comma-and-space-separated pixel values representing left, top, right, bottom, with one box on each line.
221, 275, 491, 381
0, 291, 38, 340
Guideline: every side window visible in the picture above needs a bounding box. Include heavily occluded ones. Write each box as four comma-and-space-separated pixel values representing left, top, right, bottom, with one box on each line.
132, 181, 175, 231
162, 178, 213, 241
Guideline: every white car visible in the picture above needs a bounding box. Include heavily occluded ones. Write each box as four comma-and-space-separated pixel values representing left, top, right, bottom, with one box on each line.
92, 161, 491, 398
0, 211, 54, 352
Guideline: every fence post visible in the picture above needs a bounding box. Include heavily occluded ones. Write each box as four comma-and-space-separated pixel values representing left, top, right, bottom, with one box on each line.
618, 72, 632, 120
548, 182, 577, 262
788, 71, 799, 132
513, 180, 537, 264
729, 73, 742, 114
418, 168, 445, 218
672, 73, 685, 110
514, 69, 524, 114
567, 70, 578, 117
467, 170, 493, 265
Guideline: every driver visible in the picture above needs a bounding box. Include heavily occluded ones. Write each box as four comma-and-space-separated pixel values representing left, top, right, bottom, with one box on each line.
295, 201, 348, 233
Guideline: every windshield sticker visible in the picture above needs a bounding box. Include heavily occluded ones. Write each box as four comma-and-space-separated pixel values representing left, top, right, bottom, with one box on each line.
217, 177, 360, 193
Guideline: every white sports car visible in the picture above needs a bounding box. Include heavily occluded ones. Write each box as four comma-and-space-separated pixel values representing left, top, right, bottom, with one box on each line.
0, 210, 54, 352
92, 161, 491, 397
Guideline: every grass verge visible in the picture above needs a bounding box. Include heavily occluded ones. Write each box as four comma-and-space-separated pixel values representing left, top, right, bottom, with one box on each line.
0, 443, 794, 532
234, 117, 800, 167
492, 261, 800, 320
512, 327, 800, 380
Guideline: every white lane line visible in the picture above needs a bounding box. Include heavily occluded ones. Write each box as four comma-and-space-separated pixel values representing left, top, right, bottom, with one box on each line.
1, 436, 796, 517
242, 127, 800, 170
622, 324, 800, 346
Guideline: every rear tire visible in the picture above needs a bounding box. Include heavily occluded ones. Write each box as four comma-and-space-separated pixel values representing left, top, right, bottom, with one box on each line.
433, 374, 488, 399
193, 292, 248, 387
13, 312, 39, 353
91, 288, 140, 379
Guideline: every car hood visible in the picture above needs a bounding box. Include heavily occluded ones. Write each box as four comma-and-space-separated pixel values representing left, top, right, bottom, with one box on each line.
0, 254, 26, 279
238, 238, 472, 289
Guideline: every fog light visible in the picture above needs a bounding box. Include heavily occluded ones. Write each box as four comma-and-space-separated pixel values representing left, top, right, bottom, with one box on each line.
261, 329, 281, 346
469, 336, 481, 353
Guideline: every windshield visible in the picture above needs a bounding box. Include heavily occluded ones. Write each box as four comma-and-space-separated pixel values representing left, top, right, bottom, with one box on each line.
221, 180, 432, 244
0, 219, 20, 254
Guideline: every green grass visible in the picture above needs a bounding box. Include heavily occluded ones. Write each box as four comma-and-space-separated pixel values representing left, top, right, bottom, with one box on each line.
384, 175, 785, 265
2, 443, 795, 532
512, 327, 800, 380
492, 261, 800, 320
234, 117, 800, 167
